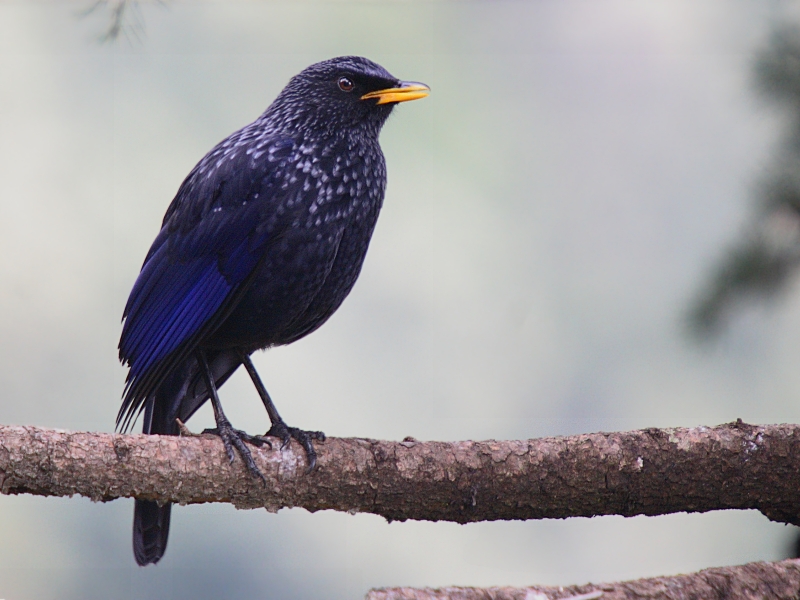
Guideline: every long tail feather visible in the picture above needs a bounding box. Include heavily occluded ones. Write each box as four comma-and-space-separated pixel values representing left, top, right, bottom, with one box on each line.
133, 500, 171, 566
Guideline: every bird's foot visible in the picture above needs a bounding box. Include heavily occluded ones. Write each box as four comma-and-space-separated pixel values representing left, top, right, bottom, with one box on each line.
265, 421, 325, 472
202, 421, 270, 482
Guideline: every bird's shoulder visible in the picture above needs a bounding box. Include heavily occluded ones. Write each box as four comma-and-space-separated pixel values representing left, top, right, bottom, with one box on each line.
165, 127, 296, 229
137, 126, 297, 265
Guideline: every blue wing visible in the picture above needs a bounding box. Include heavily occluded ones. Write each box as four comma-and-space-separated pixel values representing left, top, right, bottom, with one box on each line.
118, 133, 296, 430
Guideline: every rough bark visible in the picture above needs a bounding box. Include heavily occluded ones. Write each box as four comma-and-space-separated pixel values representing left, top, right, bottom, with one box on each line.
0, 420, 799, 526
366, 558, 800, 600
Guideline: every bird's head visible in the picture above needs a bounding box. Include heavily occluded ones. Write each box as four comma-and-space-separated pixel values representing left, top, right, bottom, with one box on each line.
266, 56, 429, 138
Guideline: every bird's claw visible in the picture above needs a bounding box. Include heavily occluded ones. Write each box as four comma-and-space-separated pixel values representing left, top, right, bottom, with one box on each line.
265, 421, 325, 472
202, 422, 268, 483
202, 426, 271, 448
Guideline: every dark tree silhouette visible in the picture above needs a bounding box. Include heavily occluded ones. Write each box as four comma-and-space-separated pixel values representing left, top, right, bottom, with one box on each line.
689, 27, 800, 335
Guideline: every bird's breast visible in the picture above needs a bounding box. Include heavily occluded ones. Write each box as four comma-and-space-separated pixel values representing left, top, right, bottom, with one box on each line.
289, 138, 386, 228
204, 137, 387, 350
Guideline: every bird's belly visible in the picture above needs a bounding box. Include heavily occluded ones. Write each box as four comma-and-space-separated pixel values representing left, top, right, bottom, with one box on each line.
203, 222, 372, 350
203, 229, 343, 349
276, 223, 374, 346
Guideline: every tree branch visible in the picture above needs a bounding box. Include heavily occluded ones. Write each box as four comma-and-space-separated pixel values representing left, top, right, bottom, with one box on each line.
366, 558, 800, 600
0, 420, 799, 525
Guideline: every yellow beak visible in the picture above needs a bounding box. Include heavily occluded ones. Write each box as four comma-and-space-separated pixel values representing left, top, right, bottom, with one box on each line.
360, 81, 430, 105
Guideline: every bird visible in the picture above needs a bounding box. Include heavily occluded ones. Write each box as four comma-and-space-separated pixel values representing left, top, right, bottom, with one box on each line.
117, 56, 429, 566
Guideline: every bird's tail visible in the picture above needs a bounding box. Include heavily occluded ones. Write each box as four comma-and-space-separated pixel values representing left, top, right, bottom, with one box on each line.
130, 350, 241, 566
133, 377, 181, 566
133, 498, 171, 566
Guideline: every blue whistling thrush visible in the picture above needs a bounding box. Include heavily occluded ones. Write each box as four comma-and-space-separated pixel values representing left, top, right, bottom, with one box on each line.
118, 56, 429, 566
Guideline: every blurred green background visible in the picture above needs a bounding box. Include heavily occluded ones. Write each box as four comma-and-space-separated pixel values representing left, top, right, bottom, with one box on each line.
2, 1, 800, 599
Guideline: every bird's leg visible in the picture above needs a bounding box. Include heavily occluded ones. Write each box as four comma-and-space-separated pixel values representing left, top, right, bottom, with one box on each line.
238, 351, 325, 472
196, 349, 266, 482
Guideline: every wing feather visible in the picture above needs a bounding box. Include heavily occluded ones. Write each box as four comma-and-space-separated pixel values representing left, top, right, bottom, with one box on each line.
117, 134, 296, 430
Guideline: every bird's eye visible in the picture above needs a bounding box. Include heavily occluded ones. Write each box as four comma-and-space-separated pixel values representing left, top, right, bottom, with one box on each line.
337, 77, 354, 92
